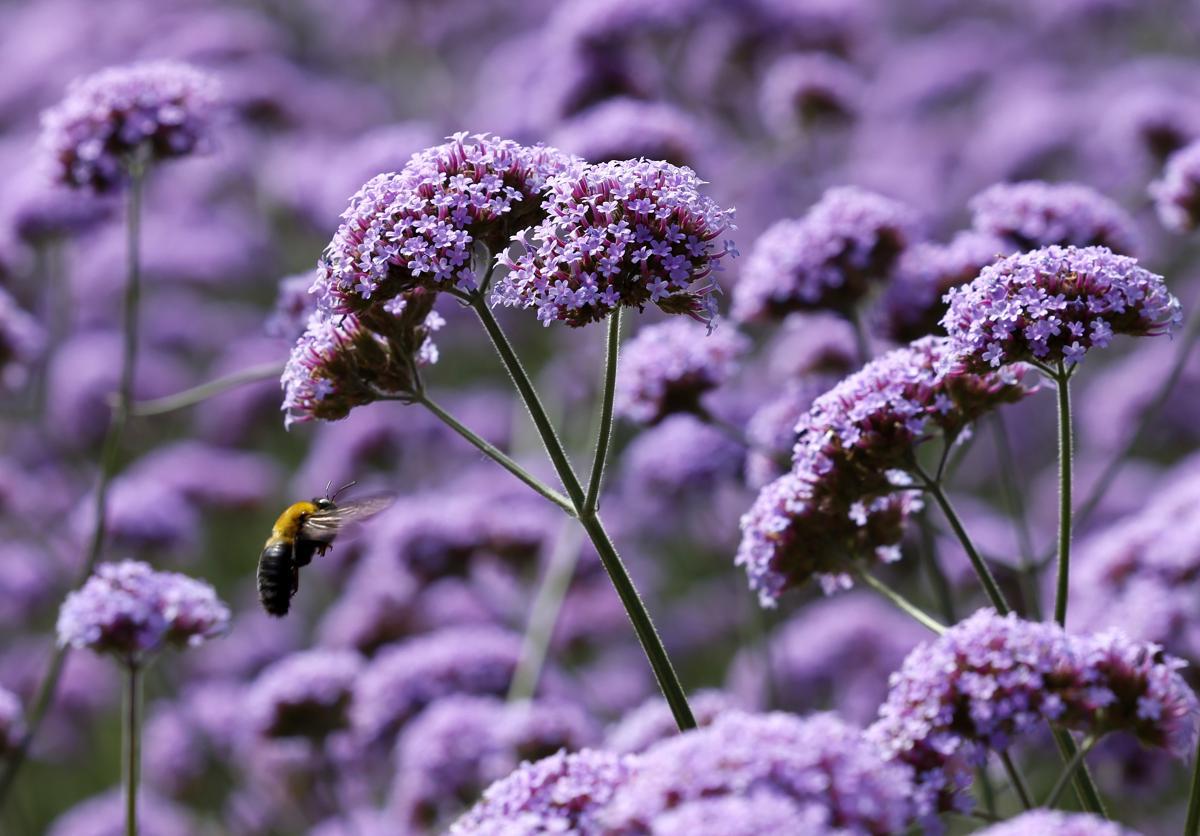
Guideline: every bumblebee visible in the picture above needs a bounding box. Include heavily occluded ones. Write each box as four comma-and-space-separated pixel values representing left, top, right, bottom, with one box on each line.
258, 484, 393, 617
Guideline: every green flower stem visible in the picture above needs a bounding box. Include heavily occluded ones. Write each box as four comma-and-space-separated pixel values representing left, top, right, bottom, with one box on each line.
1185, 725, 1200, 836
584, 310, 621, 515
989, 414, 1042, 620
1053, 363, 1073, 627
998, 753, 1034, 810
124, 663, 142, 836
846, 306, 872, 365
415, 393, 575, 515
916, 467, 1012, 615
855, 569, 946, 635
507, 520, 585, 703
131, 360, 286, 417
0, 168, 146, 808
1051, 728, 1108, 816
471, 297, 696, 731
1044, 734, 1097, 809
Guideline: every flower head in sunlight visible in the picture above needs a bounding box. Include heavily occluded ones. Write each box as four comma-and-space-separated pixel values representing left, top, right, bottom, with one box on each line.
1151, 140, 1200, 233
970, 180, 1139, 255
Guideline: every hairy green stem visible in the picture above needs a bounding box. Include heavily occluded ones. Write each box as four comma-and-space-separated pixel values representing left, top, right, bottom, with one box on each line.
855, 569, 946, 634
0, 169, 145, 808
1051, 728, 1108, 816
1044, 735, 1097, 809
998, 752, 1034, 810
1053, 365, 1073, 627
471, 298, 696, 730
989, 414, 1042, 620
917, 468, 1011, 615
584, 310, 620, 515
416, 394, 575, 515
124, 664, 142, 836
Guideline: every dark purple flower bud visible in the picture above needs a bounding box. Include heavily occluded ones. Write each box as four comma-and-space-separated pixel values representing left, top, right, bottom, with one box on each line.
1151, 141, 1200, 233
0, 286, 45, 389
493, 158, 736, 327
280, 295, 444, 426
969, 181, 1139, 255
314, 133, 575, 313
450, 748, 636, 836
869, 609, 1200, 815
247, 650, 363, 740
39, 61, 219, 193
974, 810, 1139, 836
601, 711, 915, 835
616, 319, 749, 424
56, 560, 229, 663
759, 53, 864, 136
550, 98, 702, 167
732, 186, 919, 322
941, 245, 1182, 371
878, 232, 1011, 342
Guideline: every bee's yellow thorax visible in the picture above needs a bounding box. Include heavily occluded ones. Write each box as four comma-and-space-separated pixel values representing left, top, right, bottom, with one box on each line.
268, 501, 319, 543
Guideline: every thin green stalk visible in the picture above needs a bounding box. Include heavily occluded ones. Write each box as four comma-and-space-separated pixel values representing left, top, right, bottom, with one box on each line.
989, 414, 1042, 620
1053, 364, 1073, 627
1044, 735, 1097, 809
508, 521, 584, 702
1052, 728, 1108, 816
917, 513, 956, 623
415, 394, 575, 515
471, 296, 586, 509
124, 663, 142, 836
1185, 724, 1200, 836
855, 569, 946, 634
998, 752, 1034, 810
917, 467, 1011, 615
846, 306, 872, 365
584, 310, 620, 515
0, 168, 145, 808
132, 360, 286, 416
471, 297, 696, 730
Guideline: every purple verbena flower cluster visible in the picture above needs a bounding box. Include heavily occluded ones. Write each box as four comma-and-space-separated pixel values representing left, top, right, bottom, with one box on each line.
1151, 140, 1200, 233
614, 318, 749, 424
732, 185, 918, 322
56, 560, 229, 664
974, 811, 1139, 836
759, 53, 864, 135
38, 61, 219, 193
247, 649, 362, 740
0, 286, 45, 389
737, 336, 1032, 603
493, 158, 736, 327
869, 609, 1200, 815
969, 180, 1140, 255
941, 245, 1182, 370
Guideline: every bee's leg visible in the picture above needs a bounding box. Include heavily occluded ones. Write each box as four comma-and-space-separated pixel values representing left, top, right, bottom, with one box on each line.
290, 563, 300, 597
293, 540, 318, 567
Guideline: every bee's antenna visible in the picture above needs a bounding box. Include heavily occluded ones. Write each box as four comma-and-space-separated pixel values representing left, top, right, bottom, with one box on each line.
329, 480, 357, 502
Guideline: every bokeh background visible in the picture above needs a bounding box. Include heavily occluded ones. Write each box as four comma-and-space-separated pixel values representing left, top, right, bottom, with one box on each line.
3, 0, 1200, 833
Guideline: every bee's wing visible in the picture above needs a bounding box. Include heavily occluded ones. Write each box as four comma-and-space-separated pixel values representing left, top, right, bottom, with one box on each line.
299, 494, 396, 540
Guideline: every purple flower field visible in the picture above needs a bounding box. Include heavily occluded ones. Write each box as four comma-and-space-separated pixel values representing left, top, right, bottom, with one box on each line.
4, 1, 1200, 834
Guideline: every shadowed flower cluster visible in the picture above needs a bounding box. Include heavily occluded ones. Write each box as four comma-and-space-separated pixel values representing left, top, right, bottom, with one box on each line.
38, 60, 219, 193
969, 180, 1139, 255
942, 245, 1181, 370
56, 560, 229, 664
869, 609, 1200, 816
737, 336, 1032, 603
0, 286, 45, 389
615, 318, 749, 425
493, 157, 736, 327
732, 185, 918, 322
1151, 140, 1200, 233
247, 649, 363, 740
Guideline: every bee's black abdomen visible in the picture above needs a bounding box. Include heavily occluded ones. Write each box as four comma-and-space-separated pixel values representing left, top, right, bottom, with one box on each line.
258, 541, 297, 617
